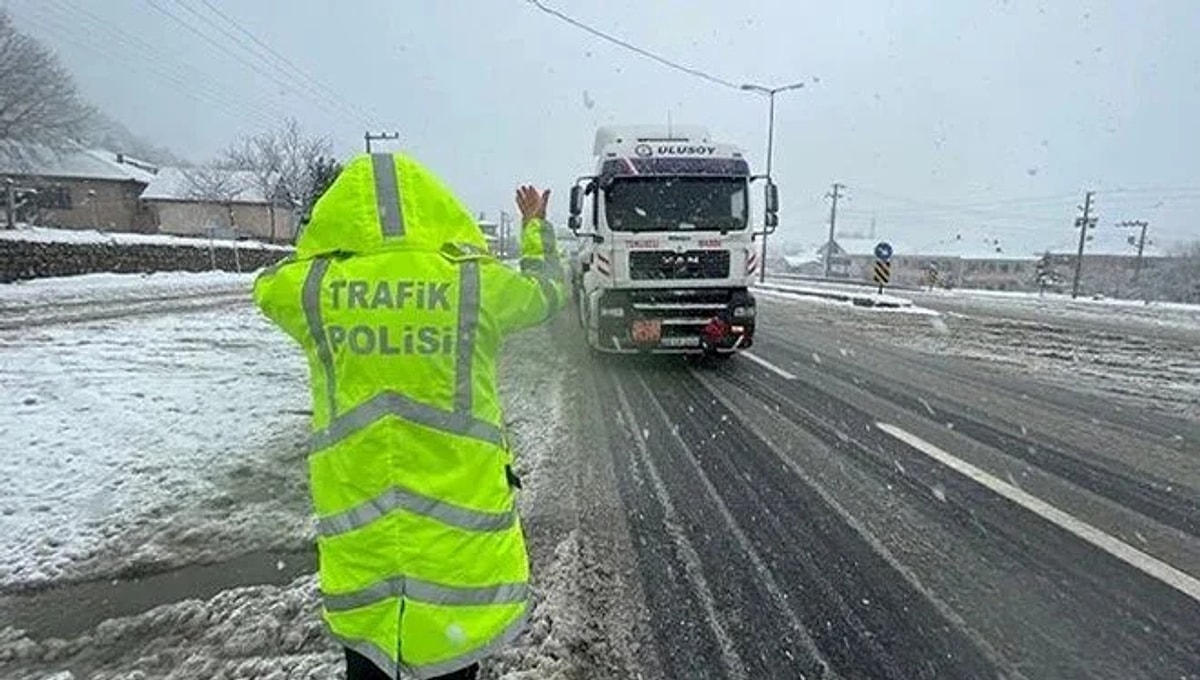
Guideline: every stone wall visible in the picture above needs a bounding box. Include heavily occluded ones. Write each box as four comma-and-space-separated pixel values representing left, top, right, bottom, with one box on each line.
0, 238, 291, 283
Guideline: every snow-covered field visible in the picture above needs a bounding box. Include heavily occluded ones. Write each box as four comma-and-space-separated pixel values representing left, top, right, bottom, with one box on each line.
910, 287, 1200, 338
762, 288, 1200, 419
0, 272, 257, 329
0, 279, 310, 588
1, 225, 292, 251
0, 273, 597, 679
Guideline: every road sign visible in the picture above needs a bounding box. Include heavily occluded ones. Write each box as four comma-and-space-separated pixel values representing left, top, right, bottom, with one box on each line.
872, 260, 892, 293
874, 241, 894, 262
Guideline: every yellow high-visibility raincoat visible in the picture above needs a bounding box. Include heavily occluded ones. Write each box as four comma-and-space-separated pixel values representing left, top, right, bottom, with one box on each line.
253, 152, 565, 678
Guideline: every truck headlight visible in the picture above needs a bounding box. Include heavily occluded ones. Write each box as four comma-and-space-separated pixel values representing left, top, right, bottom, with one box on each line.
600, 307, 625, 318
733, 305, 756, 318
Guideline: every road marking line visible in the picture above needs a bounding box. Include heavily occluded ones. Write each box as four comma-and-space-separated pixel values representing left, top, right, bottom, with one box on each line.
876, 422, 1200, 603
741, 351, 797, 380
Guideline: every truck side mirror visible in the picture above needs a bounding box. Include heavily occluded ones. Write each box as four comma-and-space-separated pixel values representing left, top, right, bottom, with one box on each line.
764, 212, 778, 232
568, 214, 582, 233
765, 182, 779, 214
569, 185, 584, 217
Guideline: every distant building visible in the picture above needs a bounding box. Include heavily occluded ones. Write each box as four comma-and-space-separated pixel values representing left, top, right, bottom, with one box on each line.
476, 216, 500, 253
1, 143, 158, 232
782, 230, 1178, 294
141, 167, 296, 243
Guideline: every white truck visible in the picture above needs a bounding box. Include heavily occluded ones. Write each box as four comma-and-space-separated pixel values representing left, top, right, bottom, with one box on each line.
566, 125, 779, 357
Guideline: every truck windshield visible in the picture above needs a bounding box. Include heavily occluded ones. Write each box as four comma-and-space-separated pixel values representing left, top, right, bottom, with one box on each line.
604, 177, 748, 232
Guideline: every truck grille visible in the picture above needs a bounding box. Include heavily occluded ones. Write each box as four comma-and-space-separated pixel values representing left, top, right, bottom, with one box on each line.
628, 250, 731, 280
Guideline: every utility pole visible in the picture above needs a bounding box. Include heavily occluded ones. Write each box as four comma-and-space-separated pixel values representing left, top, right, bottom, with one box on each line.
364, 131, 400, 153
824, 182, 846, 278
499, 210, 512, 259
1116, 219, 1150, 282
4, 178, 15, 229
741, 81, 805, 284
1071, 190, 1096, 299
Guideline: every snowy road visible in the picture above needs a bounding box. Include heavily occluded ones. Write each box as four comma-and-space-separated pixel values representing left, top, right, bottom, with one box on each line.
587, 296, 1200, 679
2, 275, 1199, 679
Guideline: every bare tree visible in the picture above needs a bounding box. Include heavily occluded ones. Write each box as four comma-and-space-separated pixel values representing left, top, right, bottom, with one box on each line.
223, 131, 283, 239
221, 117, 332, 241
182, 165, 246, 234
0, 9, 95, 164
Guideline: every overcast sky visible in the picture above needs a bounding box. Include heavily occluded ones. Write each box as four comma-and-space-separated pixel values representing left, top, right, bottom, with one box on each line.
7, 0, 1200, 252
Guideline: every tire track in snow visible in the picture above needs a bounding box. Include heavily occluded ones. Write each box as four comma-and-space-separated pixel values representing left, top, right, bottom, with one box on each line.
0, 291, 249, 330
713, 358, 1200, 677
638, 368, 1000, 679
632, 371, 831, 677
612, 376, 748, 680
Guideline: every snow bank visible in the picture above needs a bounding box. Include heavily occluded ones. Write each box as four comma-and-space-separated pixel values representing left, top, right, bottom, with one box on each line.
0, 302, 311, 588
0, 225, 291, 251
0, 271, 255, 307
914, 287, 1200, 335
0, 575, 341, 680
0, 322, 609, 678
756, 281, 918, 308
756, 284, 939, 316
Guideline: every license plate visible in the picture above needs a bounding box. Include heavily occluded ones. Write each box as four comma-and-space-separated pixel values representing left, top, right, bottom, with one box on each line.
661, 336, 700, 348
631, 319, 663, 343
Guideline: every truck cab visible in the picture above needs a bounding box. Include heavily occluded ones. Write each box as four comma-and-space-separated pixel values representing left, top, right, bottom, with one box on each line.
567, 125, 779, 355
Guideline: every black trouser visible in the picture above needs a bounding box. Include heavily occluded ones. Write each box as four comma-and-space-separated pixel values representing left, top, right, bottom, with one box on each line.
345, 648, 479, 680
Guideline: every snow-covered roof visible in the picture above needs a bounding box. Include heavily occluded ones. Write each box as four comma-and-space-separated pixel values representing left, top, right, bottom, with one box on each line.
832, 237, 887, 256
0, 142, 158, 183
913, 234, 1038, 260
141, 166, 269, 204
782, 254, 818, 268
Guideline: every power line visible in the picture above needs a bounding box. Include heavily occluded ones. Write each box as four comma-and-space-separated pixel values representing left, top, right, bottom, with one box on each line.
141, 0, 350, 122
171, 0, 370, 126
524, 0, 743, 91
40, 0, 285, 125
852, 186, 1078, 210
191, 0, 379, 126
12, 2, 279, 130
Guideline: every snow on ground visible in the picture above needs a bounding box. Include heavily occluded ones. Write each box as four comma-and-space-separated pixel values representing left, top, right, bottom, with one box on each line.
0, 277, 601, 678
0, 574, 341, 680
910, 287, 1200, 337
755, 282, 938, 315
762, 290, 1200, 418
0, 271, 256, 309
0, 294, 311, 588
0, 225, 292, 251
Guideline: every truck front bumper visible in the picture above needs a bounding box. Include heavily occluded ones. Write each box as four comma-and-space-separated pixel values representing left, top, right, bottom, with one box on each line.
591, 288, 756, 354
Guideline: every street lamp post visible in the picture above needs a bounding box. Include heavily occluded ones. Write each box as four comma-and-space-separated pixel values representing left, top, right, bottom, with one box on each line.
741, 82, 804, 283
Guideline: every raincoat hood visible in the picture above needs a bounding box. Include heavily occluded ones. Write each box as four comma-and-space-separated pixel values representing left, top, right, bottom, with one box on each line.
295, 153, 488, 259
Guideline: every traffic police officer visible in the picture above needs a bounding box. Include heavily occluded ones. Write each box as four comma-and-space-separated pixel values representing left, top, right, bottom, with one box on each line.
254, 152, 565, 679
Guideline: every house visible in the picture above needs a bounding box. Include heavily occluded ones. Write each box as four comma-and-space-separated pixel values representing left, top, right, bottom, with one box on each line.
783, 226, 1183, 294
0, 143, 159, 232
907, 235, 1037, 290
792, 234, 1039, 290
1040, 228, 1172, 296
141, 167, 296, 243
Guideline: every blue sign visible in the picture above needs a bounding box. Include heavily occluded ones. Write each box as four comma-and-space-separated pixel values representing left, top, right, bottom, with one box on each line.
874, 242, 894, 262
